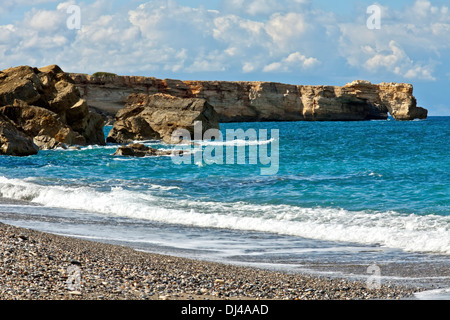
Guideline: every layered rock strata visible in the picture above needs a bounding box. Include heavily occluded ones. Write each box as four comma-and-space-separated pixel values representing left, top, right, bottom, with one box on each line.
0, 65, 105, 155
107, 93, 220, 144
70, 74, 428, 122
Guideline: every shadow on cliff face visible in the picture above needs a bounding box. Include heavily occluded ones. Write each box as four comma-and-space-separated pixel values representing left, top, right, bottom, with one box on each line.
0, 65, 106, 156
88, 106, 115, 126
69, 74, 428, 123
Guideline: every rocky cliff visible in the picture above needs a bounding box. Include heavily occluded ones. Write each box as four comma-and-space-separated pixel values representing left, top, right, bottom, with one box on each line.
69, 73, 428, 122
0, 65, 105, 156
107, 93, 219, 144
0, 113, 38, 156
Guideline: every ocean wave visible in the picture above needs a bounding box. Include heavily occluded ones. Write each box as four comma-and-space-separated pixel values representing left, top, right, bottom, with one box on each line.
0, 175, 449, 255
148, 184, 181, 191
414, 288, 450, 300
196, 138, 275, 147
112, 157, 139, 161
81, 145, 121, 150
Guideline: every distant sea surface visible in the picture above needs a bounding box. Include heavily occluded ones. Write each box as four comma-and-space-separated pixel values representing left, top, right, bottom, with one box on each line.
1, 117, 449, 291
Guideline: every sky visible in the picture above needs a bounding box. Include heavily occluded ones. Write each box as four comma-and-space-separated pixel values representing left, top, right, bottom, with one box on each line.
0, 0, 449, 115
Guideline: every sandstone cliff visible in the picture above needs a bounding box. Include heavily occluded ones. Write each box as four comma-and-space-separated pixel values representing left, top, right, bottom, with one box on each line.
0, 113, 39, 156
69, 74, 428, 122
107, 93, 219, 144
0, 65, 105, 156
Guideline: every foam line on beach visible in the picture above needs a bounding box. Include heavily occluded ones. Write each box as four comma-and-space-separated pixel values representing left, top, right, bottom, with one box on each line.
1, 175, 449, 255
414, 288, 450, 300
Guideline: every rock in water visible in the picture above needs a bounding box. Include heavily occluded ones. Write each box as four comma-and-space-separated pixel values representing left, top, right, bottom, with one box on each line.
0, 114, 38, 156
33, 135, 66, 150
113, 143, 182, 157
0, 65, 105, 156
107, 93, 219, 144
0, 100, 86, 148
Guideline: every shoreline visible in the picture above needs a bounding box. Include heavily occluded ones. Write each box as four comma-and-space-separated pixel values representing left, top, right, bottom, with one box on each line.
0, 222, 423, 300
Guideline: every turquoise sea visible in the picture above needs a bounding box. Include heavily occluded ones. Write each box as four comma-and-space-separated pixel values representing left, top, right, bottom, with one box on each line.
0, 117, 449, 293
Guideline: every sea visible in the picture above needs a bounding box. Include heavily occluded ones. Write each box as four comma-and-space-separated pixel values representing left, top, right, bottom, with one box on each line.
0, 117, 449, 299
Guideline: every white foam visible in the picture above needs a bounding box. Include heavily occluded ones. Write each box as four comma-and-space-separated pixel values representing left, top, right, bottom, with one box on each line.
112, 157, 138, 161
148, 184, 181, 191
80, 144, 119, 150
130, 140, 161, 145
368, 172, 382, 177
0, 175, 449, 255
414, 288, 450, 300
197, 138, 275, 147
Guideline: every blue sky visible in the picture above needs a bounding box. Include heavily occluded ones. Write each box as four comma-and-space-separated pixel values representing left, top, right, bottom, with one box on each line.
1, 0, 449, 115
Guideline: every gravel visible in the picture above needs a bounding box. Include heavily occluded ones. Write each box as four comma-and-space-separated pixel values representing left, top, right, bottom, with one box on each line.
0, 222, 422, 300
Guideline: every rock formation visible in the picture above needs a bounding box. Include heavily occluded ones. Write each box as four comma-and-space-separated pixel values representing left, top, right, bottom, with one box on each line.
70, 73, 428, 122
113, 143, 182, 157
0, 113, 38, 156
107, 93, 220, 144
0, 65, 105, 155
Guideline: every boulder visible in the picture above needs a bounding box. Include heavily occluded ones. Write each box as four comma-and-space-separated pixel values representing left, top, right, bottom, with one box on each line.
0, 65, 105, 155
33, 135, 66, 150
0, 114, 38, 156
0, 66, 42, 106
107, 93, 219, 144
0, 101, 86, 146
70, 112, 105, 145
113, 143, 182, 157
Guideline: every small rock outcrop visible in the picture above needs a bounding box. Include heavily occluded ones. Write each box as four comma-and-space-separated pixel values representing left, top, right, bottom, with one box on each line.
0, 114, 38, 156
107, 93, 219, 144
113, 143, 182, 157
70, 73, 428, 122
0, 65, 105, 156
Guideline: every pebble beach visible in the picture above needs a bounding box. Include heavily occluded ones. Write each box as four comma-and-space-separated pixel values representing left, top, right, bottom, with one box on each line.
0, 222, 421, 301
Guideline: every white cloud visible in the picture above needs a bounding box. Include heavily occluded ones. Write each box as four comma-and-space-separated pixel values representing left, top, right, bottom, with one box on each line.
212, 14, 266, 47
128, 1, 217, 45
364, 41, 404, 71
0, 0, 318, 74
0, 24, 16, 42
245, 0, 288, 16
265, 13, 307, 52
242, 62, 256, 73
0, 0, 448, 84
222, 0, 280, 16
263, 52, 319, 72
337, 0, 450, 81
363, 41, 436, 81
27, 9, 65, 32
221, 0, 310, 17
210, 11, 318, 72
403, 66, 434, 80
0, 0, 57, 14
186, 57, 227, 72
